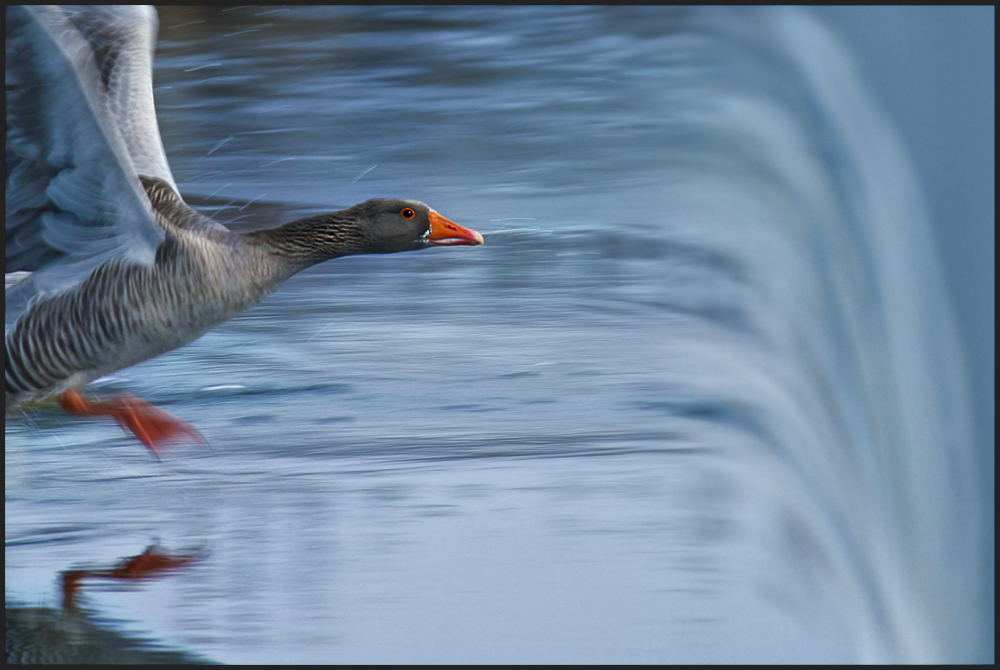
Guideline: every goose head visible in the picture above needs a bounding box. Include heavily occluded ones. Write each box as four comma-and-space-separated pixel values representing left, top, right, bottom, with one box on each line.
254, 198, 483, 266
351, 199, 484, 254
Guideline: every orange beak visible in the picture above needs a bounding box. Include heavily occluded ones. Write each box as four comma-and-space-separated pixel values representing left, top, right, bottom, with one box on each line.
427, 211, 484, 246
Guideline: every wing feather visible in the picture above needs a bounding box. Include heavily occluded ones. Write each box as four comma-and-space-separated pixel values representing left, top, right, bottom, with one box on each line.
5, 6, 173, 327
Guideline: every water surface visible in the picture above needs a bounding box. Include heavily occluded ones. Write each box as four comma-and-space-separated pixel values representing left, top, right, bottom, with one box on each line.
5, 6, 985, 663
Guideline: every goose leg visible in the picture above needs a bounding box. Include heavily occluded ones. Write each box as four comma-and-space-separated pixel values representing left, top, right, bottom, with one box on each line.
58, 389, 202, 456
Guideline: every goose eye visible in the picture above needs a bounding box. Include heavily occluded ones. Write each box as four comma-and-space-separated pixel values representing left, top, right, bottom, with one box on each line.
401, 208, 415, 219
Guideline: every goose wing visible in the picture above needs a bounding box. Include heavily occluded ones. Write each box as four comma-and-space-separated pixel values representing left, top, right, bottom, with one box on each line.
5, 5, 172, 326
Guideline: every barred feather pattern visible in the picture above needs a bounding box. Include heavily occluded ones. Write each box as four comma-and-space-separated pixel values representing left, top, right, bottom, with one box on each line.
5, 210, 285, 408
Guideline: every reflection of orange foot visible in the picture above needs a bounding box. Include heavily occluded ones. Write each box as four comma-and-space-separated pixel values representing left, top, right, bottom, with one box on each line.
62, 544, 207, 609
58, 389, 202, 457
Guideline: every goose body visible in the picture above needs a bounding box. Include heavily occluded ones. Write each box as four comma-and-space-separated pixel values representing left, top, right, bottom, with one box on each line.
7, 179, 288, 406
5, 6, 482, 450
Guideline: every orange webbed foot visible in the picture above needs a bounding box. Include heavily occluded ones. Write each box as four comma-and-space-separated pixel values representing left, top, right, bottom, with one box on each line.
58, 389, 203, 457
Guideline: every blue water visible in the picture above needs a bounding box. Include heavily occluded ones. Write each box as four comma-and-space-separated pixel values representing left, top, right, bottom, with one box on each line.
5, 6, 990, 663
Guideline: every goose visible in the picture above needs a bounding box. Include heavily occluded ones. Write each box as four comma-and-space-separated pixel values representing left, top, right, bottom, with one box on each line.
5, 6, 483, 455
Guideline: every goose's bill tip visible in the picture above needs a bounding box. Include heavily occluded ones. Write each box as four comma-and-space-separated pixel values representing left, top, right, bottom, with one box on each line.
427, 212, 484, 246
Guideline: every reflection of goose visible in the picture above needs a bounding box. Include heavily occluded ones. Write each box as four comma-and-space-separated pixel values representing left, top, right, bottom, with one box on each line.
5, 6, 483, 454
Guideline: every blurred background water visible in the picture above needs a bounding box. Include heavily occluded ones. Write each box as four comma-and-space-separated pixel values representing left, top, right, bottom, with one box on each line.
5, 6, 993, 663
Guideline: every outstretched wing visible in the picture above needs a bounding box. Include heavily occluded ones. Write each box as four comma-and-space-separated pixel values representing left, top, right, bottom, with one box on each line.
5, 5, 172, 326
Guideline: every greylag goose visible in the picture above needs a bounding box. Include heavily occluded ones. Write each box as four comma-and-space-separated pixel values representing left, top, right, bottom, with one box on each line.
5, 6, 483, 455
